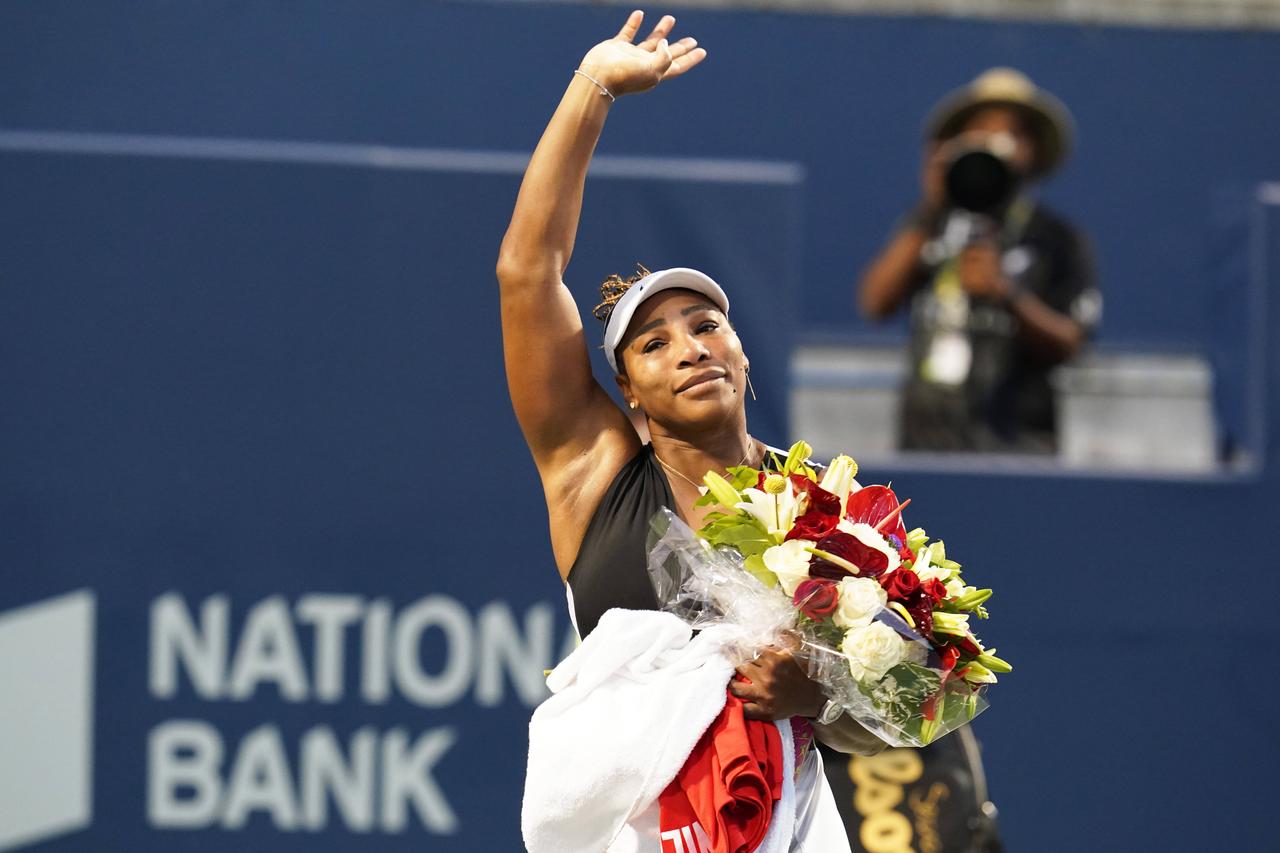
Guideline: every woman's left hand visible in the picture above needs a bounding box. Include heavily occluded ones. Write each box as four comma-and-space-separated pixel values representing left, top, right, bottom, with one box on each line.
729, 647, 826, 721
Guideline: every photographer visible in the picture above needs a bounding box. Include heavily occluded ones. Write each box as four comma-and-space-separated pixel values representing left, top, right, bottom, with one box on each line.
858, 68, 1101, 454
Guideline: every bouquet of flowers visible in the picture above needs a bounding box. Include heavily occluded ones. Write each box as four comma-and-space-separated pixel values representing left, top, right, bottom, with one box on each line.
646, 441, 1010, 747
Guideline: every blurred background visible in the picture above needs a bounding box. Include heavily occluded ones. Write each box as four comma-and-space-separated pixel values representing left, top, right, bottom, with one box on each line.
0, 1, 1276, 851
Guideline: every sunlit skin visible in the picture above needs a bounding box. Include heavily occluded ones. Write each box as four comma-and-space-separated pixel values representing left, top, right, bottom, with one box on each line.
615, 289, 749, 436
497, 11, 885, 750
612, 289, 829, 720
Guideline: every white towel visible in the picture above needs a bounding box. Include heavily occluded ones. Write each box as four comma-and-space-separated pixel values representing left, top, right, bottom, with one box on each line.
523, 608, 737, 853
523, 607, 841, 853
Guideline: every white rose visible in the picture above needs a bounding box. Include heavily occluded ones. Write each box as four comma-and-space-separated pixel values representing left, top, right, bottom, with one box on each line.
835, 520, 902, 574
832, 576, 887, 629
841, 622, 907, 682
763, 539, 814, 596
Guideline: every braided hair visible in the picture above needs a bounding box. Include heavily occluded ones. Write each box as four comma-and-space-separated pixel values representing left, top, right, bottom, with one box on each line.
591, 263, 651, 328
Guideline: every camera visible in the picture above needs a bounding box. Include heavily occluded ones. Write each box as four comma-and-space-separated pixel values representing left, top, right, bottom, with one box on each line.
944, 133, 1020, 215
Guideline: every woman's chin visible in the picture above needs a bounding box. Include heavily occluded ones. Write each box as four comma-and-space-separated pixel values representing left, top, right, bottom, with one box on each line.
660, 392, 743, 429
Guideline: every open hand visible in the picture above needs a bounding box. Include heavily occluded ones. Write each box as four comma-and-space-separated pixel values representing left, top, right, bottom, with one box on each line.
579, 11, 707, 98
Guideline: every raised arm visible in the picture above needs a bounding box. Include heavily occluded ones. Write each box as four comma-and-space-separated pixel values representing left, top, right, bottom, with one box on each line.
495, 11, 706, 570
496, 12, 704, 452
857, 144, 947, 319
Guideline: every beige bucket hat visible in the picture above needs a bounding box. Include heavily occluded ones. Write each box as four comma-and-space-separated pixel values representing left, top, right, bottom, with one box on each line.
924, 67, 1076, 177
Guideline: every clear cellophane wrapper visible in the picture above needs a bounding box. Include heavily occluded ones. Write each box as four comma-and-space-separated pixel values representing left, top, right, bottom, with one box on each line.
647, 509, 987, 747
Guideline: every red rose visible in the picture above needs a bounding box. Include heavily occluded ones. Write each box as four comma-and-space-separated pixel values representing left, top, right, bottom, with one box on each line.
922, 578, 948, 603
793, 578, 840, 620
881, 568, 921, 600
785, 509, 838, 542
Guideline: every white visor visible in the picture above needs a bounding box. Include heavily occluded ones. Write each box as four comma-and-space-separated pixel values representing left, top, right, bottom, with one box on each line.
602, 267, 730, 373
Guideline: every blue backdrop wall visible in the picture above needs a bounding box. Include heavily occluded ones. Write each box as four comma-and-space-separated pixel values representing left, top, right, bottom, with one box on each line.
0, 2, 1277, 852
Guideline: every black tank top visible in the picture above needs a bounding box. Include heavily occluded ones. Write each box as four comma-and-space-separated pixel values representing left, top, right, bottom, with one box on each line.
566, 443, 787, 637
566, 444, 672, 638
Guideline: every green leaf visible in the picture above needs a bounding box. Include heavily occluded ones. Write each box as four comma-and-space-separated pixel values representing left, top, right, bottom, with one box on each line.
697, 513, 773, 558
714, 521, 773, 558
743, 554, 777, 588
724, 466, 761, 491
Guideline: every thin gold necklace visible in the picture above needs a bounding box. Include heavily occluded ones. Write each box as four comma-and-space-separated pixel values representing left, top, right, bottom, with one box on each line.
654, 439, 758, 492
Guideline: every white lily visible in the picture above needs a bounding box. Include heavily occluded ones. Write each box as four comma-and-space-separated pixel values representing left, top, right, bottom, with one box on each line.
819, 455, 860, 514
960, 661, 999, 685
736, 480, 802, 539
912, 545, 954, 586
932, 611, 972, 637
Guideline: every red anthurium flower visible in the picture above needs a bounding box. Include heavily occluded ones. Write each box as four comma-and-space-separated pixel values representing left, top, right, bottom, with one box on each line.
816, 530, 890, 578
789, 475, 842, 517
793, 578, 840, 620
881, 568, 920, 601
808, 560, 853, 581
845, 485, 907, 542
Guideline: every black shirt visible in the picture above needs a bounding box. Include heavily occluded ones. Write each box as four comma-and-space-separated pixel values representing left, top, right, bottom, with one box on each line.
900, 201, 1100, 453
565, 444, 671, 638
566, 444, 788, 637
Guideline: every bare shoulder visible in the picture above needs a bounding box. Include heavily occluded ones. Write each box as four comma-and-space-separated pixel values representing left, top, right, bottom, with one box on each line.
535, 398, 643, 577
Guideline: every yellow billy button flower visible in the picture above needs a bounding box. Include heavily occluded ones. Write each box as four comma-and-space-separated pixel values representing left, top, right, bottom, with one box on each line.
763, 474, 788, 495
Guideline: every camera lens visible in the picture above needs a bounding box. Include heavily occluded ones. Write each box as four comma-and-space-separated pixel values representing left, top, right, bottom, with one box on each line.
945, 147, 1017, 214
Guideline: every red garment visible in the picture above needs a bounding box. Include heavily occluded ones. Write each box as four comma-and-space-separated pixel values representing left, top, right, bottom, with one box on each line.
657, 691, 785, 853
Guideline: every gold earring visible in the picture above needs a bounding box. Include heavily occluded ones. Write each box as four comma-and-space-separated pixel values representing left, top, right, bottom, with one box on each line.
745, 365, 757, 402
